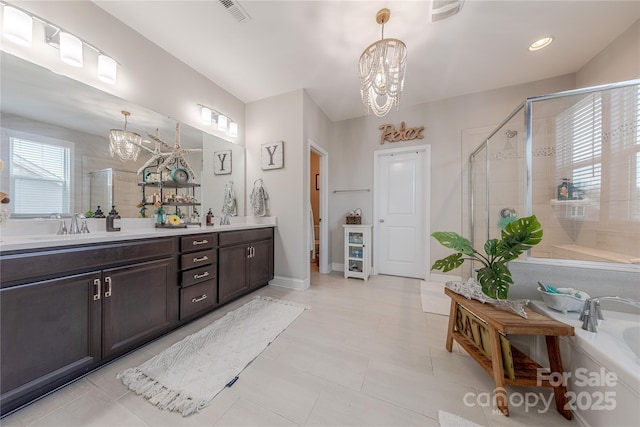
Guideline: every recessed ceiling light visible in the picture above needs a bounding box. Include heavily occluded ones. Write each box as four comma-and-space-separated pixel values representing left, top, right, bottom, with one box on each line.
529, 37, 554, 51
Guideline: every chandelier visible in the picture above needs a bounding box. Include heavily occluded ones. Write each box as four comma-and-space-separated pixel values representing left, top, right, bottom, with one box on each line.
109, 111, 142, 162
359, 8, 407, 117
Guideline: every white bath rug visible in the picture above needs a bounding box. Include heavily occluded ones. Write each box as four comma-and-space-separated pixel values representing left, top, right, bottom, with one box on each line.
438, 410, 485, 427
117, 296, 309, 416
420, 281, 450, 316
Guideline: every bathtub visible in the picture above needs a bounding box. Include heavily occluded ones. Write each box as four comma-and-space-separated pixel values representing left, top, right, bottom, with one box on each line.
529, 301, 640, 427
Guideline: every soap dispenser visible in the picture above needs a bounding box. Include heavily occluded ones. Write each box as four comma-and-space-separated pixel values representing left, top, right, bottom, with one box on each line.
206, 208, 213, 227
93, 205, 105, 218
106, 206, 121, 232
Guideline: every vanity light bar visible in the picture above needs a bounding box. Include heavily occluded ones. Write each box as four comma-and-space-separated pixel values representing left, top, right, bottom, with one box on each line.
198, 104, 238, 138
0, 1, 119, 84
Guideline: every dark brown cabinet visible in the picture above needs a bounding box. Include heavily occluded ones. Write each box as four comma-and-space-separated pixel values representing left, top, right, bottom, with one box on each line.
0, 238, 177, 415
0, 227, 274, 416
178, 233, 218, 320
102, 258, 174, 358
218, 228, 274, 304
0, 272, 102, 414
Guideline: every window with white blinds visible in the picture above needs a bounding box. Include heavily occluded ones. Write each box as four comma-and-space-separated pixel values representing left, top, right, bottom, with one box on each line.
10, 137, 72, 216
554, 84, 640, 223
555, 93, 602, 210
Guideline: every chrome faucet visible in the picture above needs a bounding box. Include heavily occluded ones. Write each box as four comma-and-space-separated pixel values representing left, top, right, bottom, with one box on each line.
69, 214, 80, 234
580, 296, 640, 332
220, 214, 231, 226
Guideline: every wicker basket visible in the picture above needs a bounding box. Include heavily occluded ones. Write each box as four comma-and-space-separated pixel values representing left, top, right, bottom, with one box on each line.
346, 215, 361, 224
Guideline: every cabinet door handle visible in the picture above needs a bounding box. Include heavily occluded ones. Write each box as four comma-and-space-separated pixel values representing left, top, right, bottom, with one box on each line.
93, 278, 101, 301
192, 239, 209, 246
193, 255, 209, 263
251, 246, 255, 258
104, 276, 112, 298
247, 246, 251, 259
193, 271, 210, 279
192, 294, 208, 303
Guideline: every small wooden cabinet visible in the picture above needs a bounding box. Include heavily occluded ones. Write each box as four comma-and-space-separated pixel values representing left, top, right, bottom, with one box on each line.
343, 225, 372, 280
218, 228, 274, 304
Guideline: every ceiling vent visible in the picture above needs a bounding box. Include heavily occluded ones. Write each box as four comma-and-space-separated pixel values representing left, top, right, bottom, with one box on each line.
218, 0, 251, 23
429, 0, 465, 22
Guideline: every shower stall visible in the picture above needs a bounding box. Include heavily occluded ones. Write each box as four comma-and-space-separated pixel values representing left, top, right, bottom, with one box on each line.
469, 80, 640, 268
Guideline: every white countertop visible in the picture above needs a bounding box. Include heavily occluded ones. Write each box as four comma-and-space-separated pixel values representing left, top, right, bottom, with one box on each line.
0, 217, 276, 253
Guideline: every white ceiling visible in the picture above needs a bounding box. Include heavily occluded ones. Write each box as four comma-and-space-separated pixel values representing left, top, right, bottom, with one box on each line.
93, 0, 640, 122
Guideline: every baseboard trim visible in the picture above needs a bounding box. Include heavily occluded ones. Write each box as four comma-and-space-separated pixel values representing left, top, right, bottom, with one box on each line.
331, 263, 345, 273
269, 276, 310, 291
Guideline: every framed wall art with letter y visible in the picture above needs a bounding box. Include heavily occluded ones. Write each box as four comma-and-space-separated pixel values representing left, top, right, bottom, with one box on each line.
214, 150, 232, 175
261, 141, 284, 170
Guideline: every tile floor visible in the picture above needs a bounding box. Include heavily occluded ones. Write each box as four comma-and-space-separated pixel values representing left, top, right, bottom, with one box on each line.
2, 271, 573, 427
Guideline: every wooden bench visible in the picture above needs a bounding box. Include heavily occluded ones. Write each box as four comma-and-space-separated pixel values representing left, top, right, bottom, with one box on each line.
444, 287, 574, 419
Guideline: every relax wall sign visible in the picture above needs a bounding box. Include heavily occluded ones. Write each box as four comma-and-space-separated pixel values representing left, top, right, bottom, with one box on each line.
379, 121, 425, 145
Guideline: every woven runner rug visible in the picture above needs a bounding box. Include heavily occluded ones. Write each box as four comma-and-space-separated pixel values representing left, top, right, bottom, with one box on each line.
117, 296, 309, 416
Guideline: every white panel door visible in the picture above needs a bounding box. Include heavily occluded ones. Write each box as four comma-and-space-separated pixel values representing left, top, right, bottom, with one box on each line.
377, 150, 426, 278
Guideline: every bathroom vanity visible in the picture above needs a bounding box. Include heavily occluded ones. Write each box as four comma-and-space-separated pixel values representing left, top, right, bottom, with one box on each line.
0, 222, 275, 416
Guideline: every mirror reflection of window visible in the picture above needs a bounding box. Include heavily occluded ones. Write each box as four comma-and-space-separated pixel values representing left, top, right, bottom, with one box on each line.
9, 134, 72, 217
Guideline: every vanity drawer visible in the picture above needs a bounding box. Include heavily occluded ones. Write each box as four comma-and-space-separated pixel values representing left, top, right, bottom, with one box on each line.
181, 249, 215, 270
180, 279, 217, 320
218, 228, 273, 247
181, 233, 217, 252
181, 265, 216, 287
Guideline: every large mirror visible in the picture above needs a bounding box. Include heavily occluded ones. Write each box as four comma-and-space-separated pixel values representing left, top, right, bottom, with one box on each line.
0, 52, 244, 219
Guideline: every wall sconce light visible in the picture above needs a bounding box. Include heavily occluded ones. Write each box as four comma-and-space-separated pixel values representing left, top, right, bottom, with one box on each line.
229, 122, 238, 138
1, 2, 118, 83
201, 106, 212, 125
59, 31, 83, 67
198, 104, 238, 137
217, 115, 228, 131
2, 5, 32, 46
98, 54, 117, 84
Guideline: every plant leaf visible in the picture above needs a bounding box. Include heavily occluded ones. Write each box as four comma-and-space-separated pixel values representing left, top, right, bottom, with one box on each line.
484, 239, 499, 257
431, 253, 465, 272
476, 262, 513, 300
496, 215, 543, 261
431, 232, 475, 255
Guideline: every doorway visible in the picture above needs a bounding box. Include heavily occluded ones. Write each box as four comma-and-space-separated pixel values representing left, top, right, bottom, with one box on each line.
373, 145, 430, 279
310, 142, 329, 274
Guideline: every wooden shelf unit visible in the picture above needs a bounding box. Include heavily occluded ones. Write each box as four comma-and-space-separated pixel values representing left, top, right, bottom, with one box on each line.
444, 288, 574, 419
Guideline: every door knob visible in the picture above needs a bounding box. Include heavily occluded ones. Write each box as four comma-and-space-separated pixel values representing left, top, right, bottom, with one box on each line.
379, 219, 385, 223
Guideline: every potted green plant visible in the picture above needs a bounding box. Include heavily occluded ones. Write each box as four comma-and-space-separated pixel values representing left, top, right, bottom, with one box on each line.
431, 215, 543, 300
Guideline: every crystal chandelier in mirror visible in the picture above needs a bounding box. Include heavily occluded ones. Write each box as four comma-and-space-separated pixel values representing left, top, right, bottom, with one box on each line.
359, 8, 407, 117
109, 111, 142, 162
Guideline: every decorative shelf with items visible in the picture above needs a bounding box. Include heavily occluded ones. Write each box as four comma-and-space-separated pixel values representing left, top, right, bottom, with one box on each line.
139, 170, 202, 228
343, 224, 372, 280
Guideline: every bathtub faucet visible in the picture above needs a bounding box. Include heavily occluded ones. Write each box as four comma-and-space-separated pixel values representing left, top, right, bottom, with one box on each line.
580, 296, 640, 332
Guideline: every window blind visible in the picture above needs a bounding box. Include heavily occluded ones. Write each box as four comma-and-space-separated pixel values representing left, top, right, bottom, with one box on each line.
10, 137, 71, 216
555, 93, 602, 208
554, 84, 640, 223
